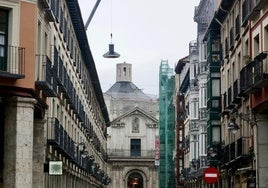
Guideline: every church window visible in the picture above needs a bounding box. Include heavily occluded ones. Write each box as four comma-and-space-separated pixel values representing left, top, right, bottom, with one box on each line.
130, 139, 141, 156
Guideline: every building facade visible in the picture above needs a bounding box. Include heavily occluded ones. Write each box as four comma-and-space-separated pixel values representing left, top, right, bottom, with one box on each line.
175, 41, 207, 187
216, 0, 268, 187
104, 62, 159, 188
174, 1, 217, 186
174, 56, 190, 187
0, 0, 110, 187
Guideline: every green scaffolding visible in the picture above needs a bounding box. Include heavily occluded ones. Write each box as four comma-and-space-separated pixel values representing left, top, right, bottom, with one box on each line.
158, 60, 175, 188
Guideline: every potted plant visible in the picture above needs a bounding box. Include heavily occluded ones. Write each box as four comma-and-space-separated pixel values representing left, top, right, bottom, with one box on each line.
243, 55, 251, 65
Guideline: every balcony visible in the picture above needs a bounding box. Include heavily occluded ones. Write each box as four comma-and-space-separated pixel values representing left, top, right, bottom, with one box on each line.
221, 137, 252, 169
242, 0, 266, 25
43, 0, 57, 22
190, 79, 199, 91
198, 61, 207, 75
107, 149, 155, 158
189, 121, 199, 131
223, 86, 236, 110
0, 45, 25, 79
40, 0, 50, 8
240, 51, 268, 95
35, 55, 57, 97
199, 108, 207, 120
232, 79, 242, 104
46, 117, 76, 162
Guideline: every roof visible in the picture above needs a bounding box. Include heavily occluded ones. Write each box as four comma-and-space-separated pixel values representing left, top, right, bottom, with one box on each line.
175, 56, 189, 74
66, 0, 110, 126
105, 81, 152, 101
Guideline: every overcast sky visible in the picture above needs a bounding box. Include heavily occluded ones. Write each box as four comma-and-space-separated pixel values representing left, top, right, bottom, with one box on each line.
78, 0, 200, 96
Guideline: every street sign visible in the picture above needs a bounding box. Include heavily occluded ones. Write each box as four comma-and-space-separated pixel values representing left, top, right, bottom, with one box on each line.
203, 167, 219, 184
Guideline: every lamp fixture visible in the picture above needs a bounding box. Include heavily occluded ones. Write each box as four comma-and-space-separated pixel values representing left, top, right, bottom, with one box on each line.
207, 146, 217, 157
228, 118, 240, 134
103, 0, 120, 58
103, 34, 120, 58
75, 142, 89, 157
227, 107, 256, 134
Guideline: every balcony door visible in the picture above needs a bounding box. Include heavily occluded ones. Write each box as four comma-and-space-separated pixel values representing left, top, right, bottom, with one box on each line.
130, 139, 141, 156
0, 10, 8, 71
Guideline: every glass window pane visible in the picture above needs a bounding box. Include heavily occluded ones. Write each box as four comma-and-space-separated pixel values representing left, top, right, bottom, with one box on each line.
212, 79, 220, 96
212, 127, 220, 143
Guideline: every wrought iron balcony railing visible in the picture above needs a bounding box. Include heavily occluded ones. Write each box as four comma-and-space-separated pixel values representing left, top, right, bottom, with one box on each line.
35, 55, 57, 97
0, 45, 25, 79
107, 149, 155, 158
221, 137, 252, 168
240, 51, 268, 95
47, 117, 76, 162
242, 0, 267, 23
232, 79, 241, 104
40, 0, 57, 22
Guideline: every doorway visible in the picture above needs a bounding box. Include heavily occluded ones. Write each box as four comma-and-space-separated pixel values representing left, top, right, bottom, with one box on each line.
127, 172, 143, 188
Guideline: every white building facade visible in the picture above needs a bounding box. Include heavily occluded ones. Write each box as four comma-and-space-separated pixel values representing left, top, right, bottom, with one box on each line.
104, 62, 159, 188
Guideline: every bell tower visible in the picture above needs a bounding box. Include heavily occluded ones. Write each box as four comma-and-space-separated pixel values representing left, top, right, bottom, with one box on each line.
116, 62, 132, 82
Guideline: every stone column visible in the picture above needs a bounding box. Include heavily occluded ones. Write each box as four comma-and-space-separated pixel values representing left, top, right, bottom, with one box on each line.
3, 96, 36, 188
33, 117, 46, 188
255, 114, 268, 188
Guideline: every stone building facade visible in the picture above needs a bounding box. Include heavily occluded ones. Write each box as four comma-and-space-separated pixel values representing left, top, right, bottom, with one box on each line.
0, 0, 110, 187
104, 62, 159, 188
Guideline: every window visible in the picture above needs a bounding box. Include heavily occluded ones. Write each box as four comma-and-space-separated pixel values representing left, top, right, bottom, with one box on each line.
264, 25, 268, 51
212, 127, 220, 143
193, 101, 198, 119
200, 84, 207, 108
212, 79, 220, 96
212, 39, 220, 51
123, 67, 126, 76
130, 139, 141, 156
253, 34, 260, 57
0, 10, 8, 71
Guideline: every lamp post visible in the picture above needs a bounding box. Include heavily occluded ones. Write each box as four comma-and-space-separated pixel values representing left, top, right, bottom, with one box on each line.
227, 108, 257, 187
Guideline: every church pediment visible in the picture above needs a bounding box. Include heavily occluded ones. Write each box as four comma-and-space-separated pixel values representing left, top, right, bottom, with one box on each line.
110, 107, 158, 128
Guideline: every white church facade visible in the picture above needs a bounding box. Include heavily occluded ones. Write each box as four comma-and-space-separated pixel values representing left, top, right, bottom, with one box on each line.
104, 62, 159, 188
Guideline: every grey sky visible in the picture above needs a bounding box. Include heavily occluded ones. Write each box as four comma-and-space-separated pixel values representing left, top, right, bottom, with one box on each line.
78, 0, 199, 95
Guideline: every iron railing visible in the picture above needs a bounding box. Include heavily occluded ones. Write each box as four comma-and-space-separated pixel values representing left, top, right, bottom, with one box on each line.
0, 45, 25, 78
107, 149, 155, 158
35, 55, 57, 97
240, 51, 268, 94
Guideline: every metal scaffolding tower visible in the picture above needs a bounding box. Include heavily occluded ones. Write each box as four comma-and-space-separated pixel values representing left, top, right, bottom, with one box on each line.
159, 60, 175, 188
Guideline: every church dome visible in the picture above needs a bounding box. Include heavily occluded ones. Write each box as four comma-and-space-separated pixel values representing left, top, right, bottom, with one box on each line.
105, 81, 151, 101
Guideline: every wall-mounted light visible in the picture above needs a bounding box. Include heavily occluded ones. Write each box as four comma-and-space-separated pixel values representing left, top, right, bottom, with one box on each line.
228, 118, 240, 134
207, 146, 217, 157
227, 108, 256, 134
247, 171, 256, 188
75, 142, 89, 157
